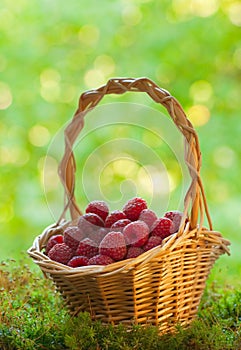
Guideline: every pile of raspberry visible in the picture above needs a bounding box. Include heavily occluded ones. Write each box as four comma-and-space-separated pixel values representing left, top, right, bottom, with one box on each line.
46, 197, 184, 268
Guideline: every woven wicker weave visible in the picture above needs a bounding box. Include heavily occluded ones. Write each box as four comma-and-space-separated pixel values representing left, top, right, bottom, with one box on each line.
28, 77, 230, 333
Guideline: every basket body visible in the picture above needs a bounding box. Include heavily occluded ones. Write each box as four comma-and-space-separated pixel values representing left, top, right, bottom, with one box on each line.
29, 222, 228, 332
28, 77, 230, 333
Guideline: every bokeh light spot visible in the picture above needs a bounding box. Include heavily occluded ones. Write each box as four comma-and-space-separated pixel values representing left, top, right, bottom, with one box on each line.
227, 2, 241, 27
122, 4, 142, 26
28, 125, 51, 147
40, 68, 61, 102
189, 80, 213, 103
38, 156, 59, 191
101, 165, 114, 186
0, 82, 12, 110
171, 0, 218, 19
171, 0, 192, 18
78, 25, 99, 46
84, 69, 106, 88
40, 68, 61, 85
144, 165, 169, 196
190, 0, 219, 17
213, 146, 236, 168
0, 146, 29, 166
137, 167, 152, 195
112, 158, 139, 177
94, 55, 116, 76
187, 104, 210, 126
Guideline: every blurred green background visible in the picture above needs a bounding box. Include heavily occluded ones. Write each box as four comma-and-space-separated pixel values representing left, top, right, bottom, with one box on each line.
0, 0, 240, 284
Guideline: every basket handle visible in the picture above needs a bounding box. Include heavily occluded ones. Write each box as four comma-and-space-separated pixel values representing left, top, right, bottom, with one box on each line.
58, 77, 212, 230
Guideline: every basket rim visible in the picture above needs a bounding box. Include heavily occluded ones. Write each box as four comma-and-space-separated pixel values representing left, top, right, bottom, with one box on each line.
27, 220, 230, 277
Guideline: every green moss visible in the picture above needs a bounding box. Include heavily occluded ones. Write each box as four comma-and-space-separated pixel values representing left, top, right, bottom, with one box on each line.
0, 258, 240, 350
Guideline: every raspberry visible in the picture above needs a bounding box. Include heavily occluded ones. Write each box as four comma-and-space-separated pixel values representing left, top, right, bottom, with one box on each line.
99, 231, 127, 261
88, 254, 114, 266
123, 197, 148, 221
164, 210, 183, 233
105, 210, 127, 228
63, 226, 85, 251
123, 220, 149, 247
111, 219, 131, 232
85, 200, 109, 221
126, 246, 144, 259
139, 209, 158, 229
78, 213, 104, 235
151, 217, 173, 239
67, 255, 89, 267
88, 227, 109, 245
76, 238, 99, 258
45, 234, 64, 254
143, 235, 162, 251
48, 243, 73, 264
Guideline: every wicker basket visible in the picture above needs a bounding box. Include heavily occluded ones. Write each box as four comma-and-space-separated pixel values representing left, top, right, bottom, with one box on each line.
28, 77, 230, 333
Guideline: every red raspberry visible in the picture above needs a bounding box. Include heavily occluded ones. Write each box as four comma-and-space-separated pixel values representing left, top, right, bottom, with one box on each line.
88, 227, 109, 245
85, 200, 109, 221
164, 210, 183, 233
139, 209, 158, 229
123, 197, 148, 221
143, 235, 162, 251
48, 243, 73, 264
105, 210, 127, 228
63, 226, 85, 251
76, 238, 99, 258
126, 246, 144, 259
88, 254, 114, 266
67, 255, 89, 267
45, 234, 63, 254
78, 213, 104, 235
123, 220, 149, 247
99, 231, 127, 261
151, 217, 173, 239
111, 219, 131, 232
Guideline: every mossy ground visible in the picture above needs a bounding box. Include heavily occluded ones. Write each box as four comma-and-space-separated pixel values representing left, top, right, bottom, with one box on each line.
0, 257, 241, 350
